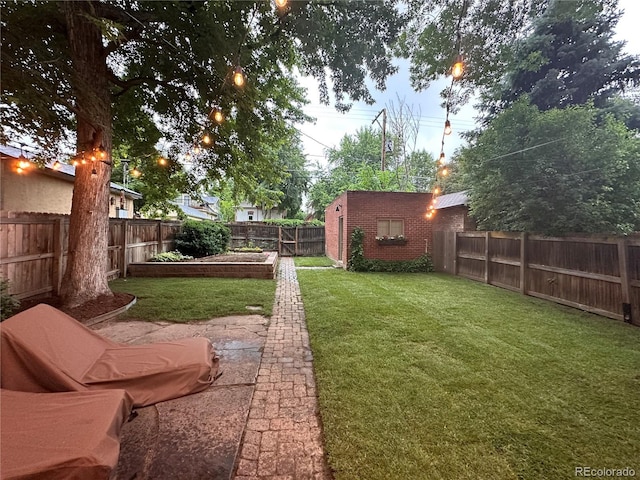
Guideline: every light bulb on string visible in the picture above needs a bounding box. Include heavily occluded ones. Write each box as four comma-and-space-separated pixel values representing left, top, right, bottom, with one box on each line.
97, 144, 107, 160
202, 132, 212, 145
433, 186, 441, 196
193, 145, 201, 155
233, 66, 246, 87
444, 119, 452, 135
439, 152, 446, 166
274, 0, 287, 8
211, 107, 224, 124
131, 167, 141, 178
452, 54, 464, 80
158, 156, 168, 166
441, 167, 449, 176
53, 160, 61, 170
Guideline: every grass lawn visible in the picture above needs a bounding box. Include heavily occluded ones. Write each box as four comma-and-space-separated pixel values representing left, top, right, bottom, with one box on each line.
110, 277, 275, 322
293, 256, 336, 267
297, 269, 640, 480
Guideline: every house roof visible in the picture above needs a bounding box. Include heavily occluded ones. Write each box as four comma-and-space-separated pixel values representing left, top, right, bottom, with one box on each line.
1, 144, 142, 199
169, 201, 214, 220
434, 191, 468, 210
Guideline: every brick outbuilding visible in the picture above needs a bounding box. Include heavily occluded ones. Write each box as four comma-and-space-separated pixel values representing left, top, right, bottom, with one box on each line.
325, 191, 434, 267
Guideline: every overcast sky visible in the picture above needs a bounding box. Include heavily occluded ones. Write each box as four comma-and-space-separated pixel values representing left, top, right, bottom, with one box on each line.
296, 0, 640, 170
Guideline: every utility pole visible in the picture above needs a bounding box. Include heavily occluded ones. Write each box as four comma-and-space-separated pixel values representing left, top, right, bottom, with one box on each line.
372, 108, 387, 171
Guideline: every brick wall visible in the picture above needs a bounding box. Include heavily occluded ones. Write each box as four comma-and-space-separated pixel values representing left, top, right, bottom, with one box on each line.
432, 206, 476, 232
325, 192, 348, 264
326, 191, 433, 266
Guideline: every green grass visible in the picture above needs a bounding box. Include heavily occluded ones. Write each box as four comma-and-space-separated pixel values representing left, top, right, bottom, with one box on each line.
297, 270, 640, 480
110, 277, 275, 322
293, 256, 336, 267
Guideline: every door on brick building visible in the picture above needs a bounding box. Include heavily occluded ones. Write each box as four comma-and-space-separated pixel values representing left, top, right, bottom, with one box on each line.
338, 216, 344, 262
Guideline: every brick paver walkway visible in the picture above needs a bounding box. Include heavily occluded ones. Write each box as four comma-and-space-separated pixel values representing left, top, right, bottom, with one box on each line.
234, 258, 332, 480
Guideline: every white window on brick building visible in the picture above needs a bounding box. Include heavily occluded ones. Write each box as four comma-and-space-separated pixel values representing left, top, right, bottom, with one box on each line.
377, 219, 404, 237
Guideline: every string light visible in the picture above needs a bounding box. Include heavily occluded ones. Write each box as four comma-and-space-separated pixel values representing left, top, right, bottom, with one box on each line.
211, 107, 224, 124
131, 167, 141, 178
193, 145, 201, 155
439, 152, 446, 165
202, 132, 212, 145
444, 119, 452, 135
53, 160, 61, 170
451, 54, 464, 80
274, 0, 288, 8
158, 156, 168, 166
233, 66, 246, 87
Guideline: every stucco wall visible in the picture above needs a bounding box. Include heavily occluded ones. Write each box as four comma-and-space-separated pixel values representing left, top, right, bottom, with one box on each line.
1, 161, 73, 214
1, 159, 136, 218
325, 191, 433, 267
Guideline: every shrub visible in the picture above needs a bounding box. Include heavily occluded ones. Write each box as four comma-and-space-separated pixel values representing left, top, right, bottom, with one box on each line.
174, 220, 230, 257
262, 218, 324, 227
347, 226, 434, 273
1, 279, 20, 321
149, 250, 194, 262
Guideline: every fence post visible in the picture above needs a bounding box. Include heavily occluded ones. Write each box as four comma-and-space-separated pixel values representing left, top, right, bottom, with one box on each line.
520, 232, 528, 295
295, 226, 299, 256
51, 218, 64, 295
618, 238, 632, 324
121, 220, 129, 278
157, 220, 163, 255
452, 232, 458, 276
484, 231, 490, 284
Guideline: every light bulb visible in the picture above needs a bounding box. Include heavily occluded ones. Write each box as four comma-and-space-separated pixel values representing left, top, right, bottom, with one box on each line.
213, 108, 224, 124
233, 66, 245, 87
441, 167, 449, 176
131, 168, 141, 178
434, 186, 440, 195
439, 152, 446, 165
452, 55, 464, 80
98, 144, 107, 160
203, 133, 212, 145
158, 157, 167, 166
274, 0, 287, 7
53, 160, 61, 170
193, 146, 201, 155
444, 120, 452, 135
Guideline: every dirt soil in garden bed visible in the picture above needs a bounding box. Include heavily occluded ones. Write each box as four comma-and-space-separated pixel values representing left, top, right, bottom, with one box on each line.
14, 292, 135, 323
190, 252, 269, 262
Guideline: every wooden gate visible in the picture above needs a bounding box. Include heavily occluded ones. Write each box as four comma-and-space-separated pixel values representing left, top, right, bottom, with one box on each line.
279, 227, 297, 256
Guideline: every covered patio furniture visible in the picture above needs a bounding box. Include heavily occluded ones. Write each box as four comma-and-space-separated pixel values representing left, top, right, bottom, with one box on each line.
0, 304, 218, 407
0, 388, 132, 480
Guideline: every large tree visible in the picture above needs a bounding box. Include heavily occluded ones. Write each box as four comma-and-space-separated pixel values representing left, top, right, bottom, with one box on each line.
2, 0, 403, 307
481, 0, 640, 123
458, 99, 640, 235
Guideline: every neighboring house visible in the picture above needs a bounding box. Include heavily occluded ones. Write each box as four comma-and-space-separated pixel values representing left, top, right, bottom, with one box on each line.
325, 191, 434, 267
166, 194, 220, 221
0, 144, 142, 218
234, 201, 285, 222
432, 190, 476, 232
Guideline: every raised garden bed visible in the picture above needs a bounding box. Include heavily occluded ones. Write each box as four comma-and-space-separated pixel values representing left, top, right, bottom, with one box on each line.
127, 251, 278, 279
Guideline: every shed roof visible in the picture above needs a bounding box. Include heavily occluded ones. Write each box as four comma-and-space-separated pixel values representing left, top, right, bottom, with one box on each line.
434, 191, 468, 210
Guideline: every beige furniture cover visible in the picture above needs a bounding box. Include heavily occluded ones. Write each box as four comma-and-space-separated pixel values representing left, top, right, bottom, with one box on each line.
0, 304, 218, 407
0, 388, 132, 480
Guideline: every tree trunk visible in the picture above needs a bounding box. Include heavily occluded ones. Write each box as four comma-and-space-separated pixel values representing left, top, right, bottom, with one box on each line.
60, 1, 113, 308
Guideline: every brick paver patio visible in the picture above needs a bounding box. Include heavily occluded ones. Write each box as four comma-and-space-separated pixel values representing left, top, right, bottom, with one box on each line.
234, 257, 332, 480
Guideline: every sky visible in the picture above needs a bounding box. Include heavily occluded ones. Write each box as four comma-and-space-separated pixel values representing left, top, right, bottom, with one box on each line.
295, 0, 640, 171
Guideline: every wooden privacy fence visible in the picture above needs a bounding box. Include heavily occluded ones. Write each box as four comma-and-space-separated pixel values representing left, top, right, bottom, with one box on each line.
433, 231, 640, 326
1, 214, 181, 300
228, 223, 325, 256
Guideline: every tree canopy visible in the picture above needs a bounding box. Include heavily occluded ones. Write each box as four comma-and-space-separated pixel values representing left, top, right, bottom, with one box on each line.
481, 0, 640, 124
457, 99, 640, 235
1, 0, 405, 306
